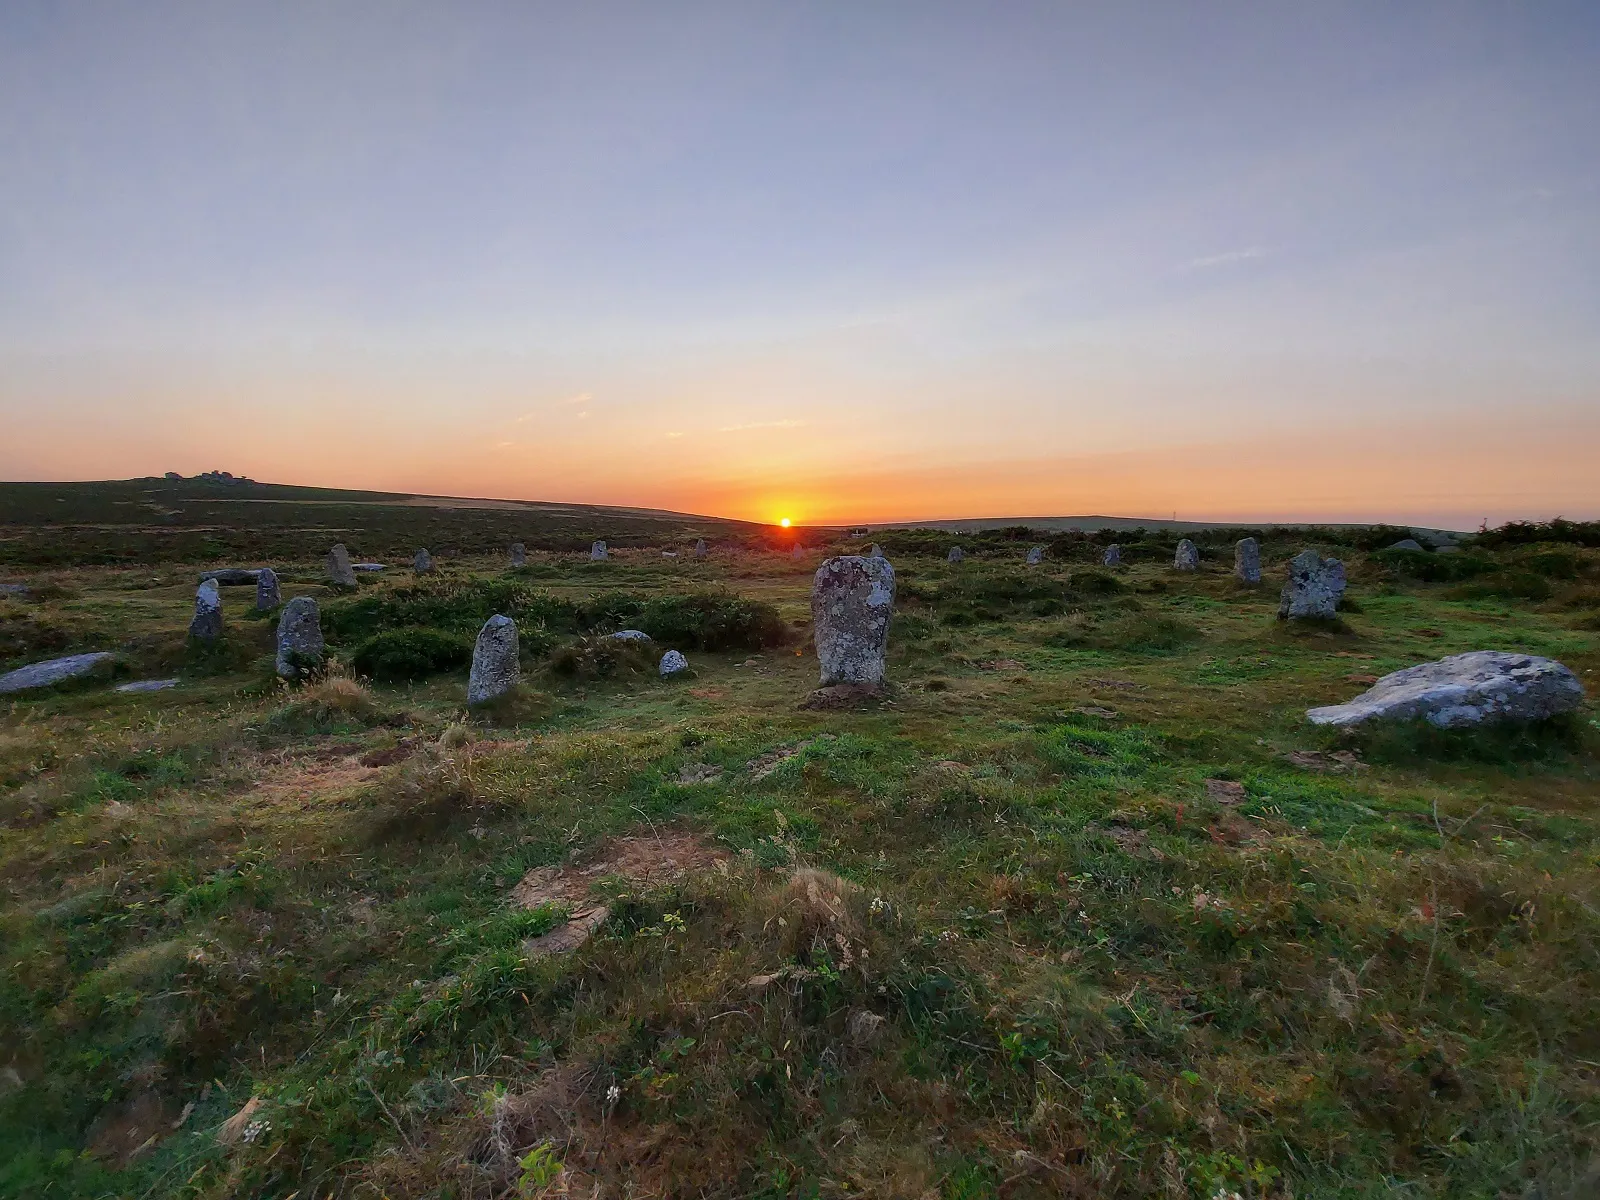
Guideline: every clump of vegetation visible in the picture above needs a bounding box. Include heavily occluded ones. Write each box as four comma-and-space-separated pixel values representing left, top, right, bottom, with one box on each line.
350, 628, 473, 681
547, 635, 659, 681
1048, 611, 1203, 653
1372, 546, 1495, 581
267, 667, 384, 732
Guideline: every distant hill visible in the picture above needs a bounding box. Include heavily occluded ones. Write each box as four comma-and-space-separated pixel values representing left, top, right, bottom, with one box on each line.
864, 514, 1468, 539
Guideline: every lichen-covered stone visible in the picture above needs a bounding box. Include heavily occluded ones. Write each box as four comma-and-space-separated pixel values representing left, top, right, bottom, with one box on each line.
467, 615, 520, 706
255, 568, 281, 610
1307, 651, 1585, 729
189, 579, 223, 641
275, 597, 325, 680
0, 652, 115, 694
610, 629, 651, 643
659, 649, 689, 677
1388, 538, 1425, 552
947, 546, 964, 563
1103, 544, 1121, 567
811, 556, 895, 687
590, 540, 607, 561
1279, 550, 1346, 620
327, 544, 356, 587
868, 545, 884, 559
415, 548, 433, 574
1234, 538, 1261, 584
1174, 540, 1198, 571
510, 543, 526, 567
1026, 546, 1044, 565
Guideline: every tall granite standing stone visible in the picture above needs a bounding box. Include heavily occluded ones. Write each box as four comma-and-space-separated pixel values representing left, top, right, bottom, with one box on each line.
947, 546, 964, 563
255, 567, 281, 611
467, 615, 520, 706
510, 543, 527, 568
1026, 546, 1044, 565
1234, 537, 1261, 584
811, 556, 896, 687
415, 548, 433, 574
1173, 540, 1199, 571
694, 539, 707, 560
791, 544, 805, 560
327, 544, 356, 587
189, 579, 223, 641
590, 540, 608, 561
1103, 544, 1122, 568
1279, 549, 1346, 620
275, 597, 325, 680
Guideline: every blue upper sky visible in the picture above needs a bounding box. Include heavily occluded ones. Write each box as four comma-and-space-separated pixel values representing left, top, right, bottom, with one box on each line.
2, 2, 1597, 525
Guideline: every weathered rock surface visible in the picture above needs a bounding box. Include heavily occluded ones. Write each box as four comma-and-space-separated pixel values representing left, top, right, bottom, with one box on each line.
1279, 549, 1346, 620
198, 568, 260, 585
694, 539, 707, 560
610, 629, 652, 643
326, 544, 356, 587
947, 546, 964, 563
1307, 651, 1585, 729
255, 568, 281, 610
1174, 540, 1199, 571
590, 540, 608, 561
1026, 546, 1044, 565
116, 678, 178, 694
352, 563, 385, 573
659, 649, 689, 677
510, 543, 527, 567
0, 583, 29, 598
662, 550, 678, 558
1388, 539, 1425, 552
811, 555, 895, 687
189, 580, 223, 641
0, 652, 116, 694
1103, 544, 1121, 567
467, 614, 520, 706
274, 597, 325, 679
414, 548, 433, 574
1234, 537, 1261, 584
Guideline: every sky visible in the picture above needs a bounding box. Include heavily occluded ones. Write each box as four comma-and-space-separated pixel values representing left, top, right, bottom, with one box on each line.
2, 1, 1597, 529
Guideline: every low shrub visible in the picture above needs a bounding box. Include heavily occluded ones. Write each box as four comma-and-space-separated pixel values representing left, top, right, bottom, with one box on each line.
351, 628, 473, 681
547, 636, 659, 681
1372, 548, 1495, 582
1450, 572, 1554, 603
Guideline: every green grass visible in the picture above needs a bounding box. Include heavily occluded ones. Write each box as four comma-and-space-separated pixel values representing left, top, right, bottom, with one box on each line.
0, 526, 1597, 1199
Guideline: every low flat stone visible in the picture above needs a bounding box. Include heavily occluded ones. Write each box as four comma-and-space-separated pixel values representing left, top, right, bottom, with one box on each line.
116, 678, 178, 694
352, 563, 386, 573
0, 583, 29, 598
659, 649, 689, 677
1387, 539, 1426, 552
198, 568, 260, 585
610, 629, 652, 642
1307, 650, 1585, 729
0, 652, 116, 694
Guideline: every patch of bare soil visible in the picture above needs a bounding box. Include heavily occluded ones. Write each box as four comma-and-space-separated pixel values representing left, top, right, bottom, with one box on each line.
87, 1090, 175, 1166
799, 683, 892, 710
978, 658, 1026, 671
510, 831, 729, 958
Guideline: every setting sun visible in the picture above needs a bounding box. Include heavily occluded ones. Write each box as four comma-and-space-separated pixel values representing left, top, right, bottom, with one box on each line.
779, 517, 791, 527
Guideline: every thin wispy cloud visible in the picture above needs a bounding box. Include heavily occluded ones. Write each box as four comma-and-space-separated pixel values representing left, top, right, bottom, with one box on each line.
718, 419, 806, 433
1185, 246, 1269, 270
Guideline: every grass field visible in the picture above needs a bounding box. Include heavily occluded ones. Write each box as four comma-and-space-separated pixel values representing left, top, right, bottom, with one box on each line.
2, 494, 1598, 1199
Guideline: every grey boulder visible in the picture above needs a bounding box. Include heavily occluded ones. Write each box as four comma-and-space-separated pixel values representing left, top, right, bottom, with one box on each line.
275, 597, 325, 679
327, 544, 356, 587
415, 548, 433, 574
947, 546, 964, 563
0, 652, 116, 695
0, 583, 29, 598
1103, 544, 1122, 567
659, 649, 690, 677
1026, 546, 1044, 565
1307, 651, 1585, 729
1234, 537, 1261, 584
1279, 549, 1346, 620
117, 678, 178, 694
255, 567, 281, 610
467, 615, 520, 706
189, 579, 223, 641
590, 540, 608, 561
352, 563, 385, 573
1174, 540, 1199, 571
610, 629, 652, 643
510, 543, 527, 567
811, 555, 895, 687
1387, 539, 1426, 552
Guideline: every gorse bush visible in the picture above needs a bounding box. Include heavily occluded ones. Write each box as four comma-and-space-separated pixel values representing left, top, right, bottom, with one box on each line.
1372, 548, 1495, 582
350, 628, 473, 681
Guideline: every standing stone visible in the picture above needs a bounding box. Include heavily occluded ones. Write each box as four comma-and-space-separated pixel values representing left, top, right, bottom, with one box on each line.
591, 540, 608, 561
811, 556, 896, 687
326, 544, 356, 587
1234, 537, 1261, 584
467, 615, 520, 706
1279, 549, 1346, 620
694, 539, 707, 560
275, 597, 325, 680
1103, 544, 1122, 567
510, 543, 527, 568
1387, 538, 1426, 552
414, 549, 433, 574
1306, 651, 1586, 729
1026, 546, 1044, 565
947, 546, 964, 563
868, 545, 885, 559
189, 579, 223, 641
791, 544, 805, 560
1173, 540, 1199, 571
255, 567, 281, 611
659, 649, 689, 678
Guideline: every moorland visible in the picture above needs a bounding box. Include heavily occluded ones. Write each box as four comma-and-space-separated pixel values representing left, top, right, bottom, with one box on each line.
2, 479, 1598, 1199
